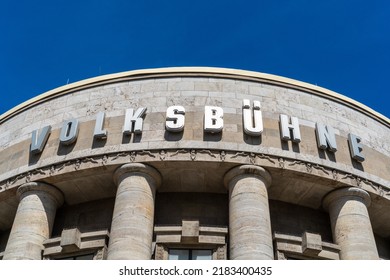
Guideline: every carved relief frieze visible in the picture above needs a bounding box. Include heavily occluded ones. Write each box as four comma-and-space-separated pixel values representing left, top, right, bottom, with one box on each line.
230, 151, 275, 165
278, 158, 285, 169
257, 154, 276, 164
170, 149, 188, 158
129, 151, 136, 162
230, 151, 248, 159
332, 170, 338, 180
190, 149, 196, 161
0, 148, 389, 202
312, 164, 329, 175
198, 150, 216, 158
138, 150, 156, 158
289, 160, 309, 172
356, 177, 362, 187
6, 176, 19, 188
249, 153, 256, 164
34, 169, 47, 176
362, 179, 380, 193
74, 159, 81, 170
110, 152, 130, 161
220, 151, 226, 162
288, 161, 330, 175
101, 155, 108, 166
159, 150, 166, 161
341, 173, 356, 180
25, 172, 31, 183
54, 163, 66, 174
341, 173, 361, 187
83, 157, 100, 165
359, 179, 390, 198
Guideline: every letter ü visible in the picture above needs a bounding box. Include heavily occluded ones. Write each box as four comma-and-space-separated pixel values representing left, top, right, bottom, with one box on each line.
242, 99, 263, 136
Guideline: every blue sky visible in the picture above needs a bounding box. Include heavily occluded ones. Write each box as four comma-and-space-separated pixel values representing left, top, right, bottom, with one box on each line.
1, 0, 389, 117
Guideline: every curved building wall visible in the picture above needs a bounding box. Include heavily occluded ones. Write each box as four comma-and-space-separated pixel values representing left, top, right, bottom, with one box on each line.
0, 67, 389, 260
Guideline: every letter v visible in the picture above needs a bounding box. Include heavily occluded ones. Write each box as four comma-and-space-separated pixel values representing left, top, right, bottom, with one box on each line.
30, 125, 51, 154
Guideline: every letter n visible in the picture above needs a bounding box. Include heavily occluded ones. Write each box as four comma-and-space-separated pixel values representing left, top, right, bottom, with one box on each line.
315, 123, 337, 152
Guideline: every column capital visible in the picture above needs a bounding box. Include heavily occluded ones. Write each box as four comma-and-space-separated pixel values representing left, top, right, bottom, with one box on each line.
323, 187, 371, 211
114, 163, 162, 188
224, 165, 272, 189
17, 182, 64, 207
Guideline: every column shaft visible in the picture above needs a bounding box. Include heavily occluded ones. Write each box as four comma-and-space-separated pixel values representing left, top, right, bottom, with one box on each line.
323, 187, 379, 260
224, 165, 273, 260
3, 182, 63, 260
107, 163, 161, 260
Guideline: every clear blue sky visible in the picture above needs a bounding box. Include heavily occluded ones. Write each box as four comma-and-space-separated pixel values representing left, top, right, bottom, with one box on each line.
1, 0, 389, 117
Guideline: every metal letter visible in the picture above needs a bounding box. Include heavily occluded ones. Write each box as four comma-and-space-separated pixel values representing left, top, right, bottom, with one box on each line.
348, 133, 365, 162
166, 106, 185, 132
315, 123, 337, 152
242, 99, 263, 136
123, 108, 147, 135
280, 114, 301, 143
60, 119, 79, 145
30, 125, 51, 154
94, 112, 107, 139
204, 106, 223, 133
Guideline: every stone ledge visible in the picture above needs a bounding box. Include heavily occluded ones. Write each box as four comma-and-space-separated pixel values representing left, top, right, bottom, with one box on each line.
154, 223, 228, 245
2, 148, 388, 203
274, 232, 340, 260
43, 229, 109, 258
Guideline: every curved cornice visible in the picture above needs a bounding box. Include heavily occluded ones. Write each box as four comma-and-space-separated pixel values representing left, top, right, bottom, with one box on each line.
1, 67, 389, 127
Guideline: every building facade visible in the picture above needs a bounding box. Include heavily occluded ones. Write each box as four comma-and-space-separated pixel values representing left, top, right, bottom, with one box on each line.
0, 67, 389, 260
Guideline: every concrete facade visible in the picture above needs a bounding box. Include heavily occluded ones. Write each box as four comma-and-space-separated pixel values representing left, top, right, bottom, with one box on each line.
0, 67, 389, 260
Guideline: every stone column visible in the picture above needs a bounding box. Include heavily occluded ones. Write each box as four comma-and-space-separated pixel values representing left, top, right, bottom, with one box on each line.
323, 187, 379, 260
224, 165, 273, 260
107, 163, 161, 260
3, 182, 64, 260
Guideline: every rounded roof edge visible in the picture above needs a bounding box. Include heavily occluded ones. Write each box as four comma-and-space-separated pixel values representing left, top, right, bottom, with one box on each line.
1, 66, 389, 127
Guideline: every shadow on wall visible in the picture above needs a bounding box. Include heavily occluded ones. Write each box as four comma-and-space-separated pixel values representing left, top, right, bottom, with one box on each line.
122, 133, 142, 144
281, 140, 300, 153
203, 132, 222, 142
269, 200, 333, 243
57, 142, 77, 156
164, 131, 184, 141
29, 151, 42, 166
318, 149, 337, 163
154, 192, 228, 227
351, 159, 364, 172
0, 230, 10, 253
51, 198, 115, 237
243, 134, 262, 145
92, 137, 107, 149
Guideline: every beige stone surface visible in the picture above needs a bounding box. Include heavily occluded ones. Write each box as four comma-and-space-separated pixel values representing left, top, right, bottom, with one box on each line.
224, 165, 274, 259
323, 187, 379, 260
0, 68, 389, 260
1, 73, 389, 187
107, 163, 161, 260
2, 182, 63, 260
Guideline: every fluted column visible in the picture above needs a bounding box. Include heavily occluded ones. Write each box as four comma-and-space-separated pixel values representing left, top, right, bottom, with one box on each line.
3, 182, 64, 260
224, 165, 273, 260
107, 163, 161, 260
323, 187, 379, 260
